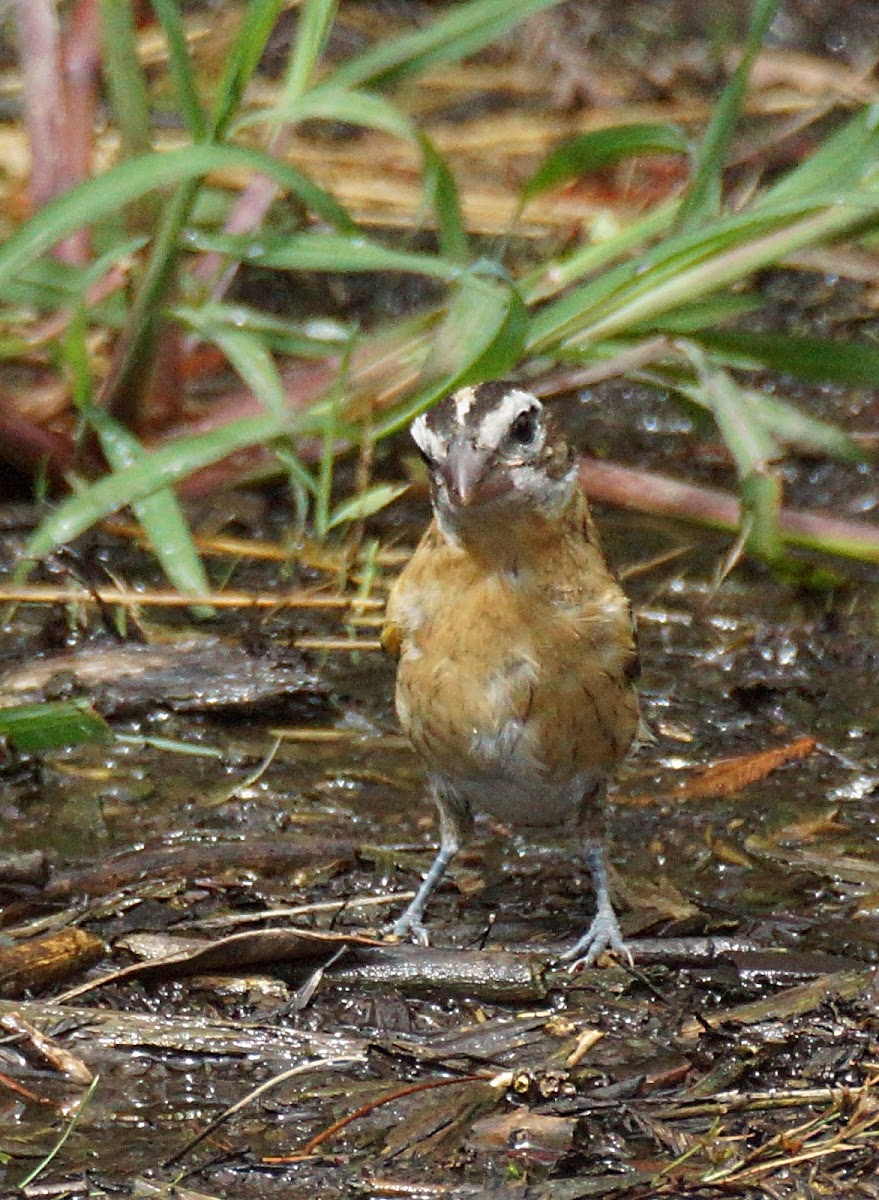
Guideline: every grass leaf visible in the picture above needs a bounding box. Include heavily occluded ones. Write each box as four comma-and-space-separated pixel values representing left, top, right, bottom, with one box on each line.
746, 390, 862, 462
739, 470, 783, 562
183, 229, 462, 280
239, 85, 417, 142
150, 0, 209, 140
419, 133, 469, 262
633, 292, 759, 333
98, 0, 152, 161
529, 190, 879, 353
175, 300, 353, 357
691, 357, 780, 476
328, 483, 409, 529
210, 0, 286, 138
695, 328, 879, 389
280, 0, 339, 106
325, 0, 565, 91
16, 412, 286, 573
675, 0, 779, 230
86, 408, 214, 615
522, 123, 689, 206
376, 276, 526, 437
0, 143, 357, 292
0, 701, 112, 752
759, 103, 879, 208
192, 322, 291, 420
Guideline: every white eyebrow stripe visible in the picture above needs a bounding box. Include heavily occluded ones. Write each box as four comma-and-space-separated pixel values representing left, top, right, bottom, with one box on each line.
475, 389, 542, 450
453, 386, 478, 422
411, 414, 447, 462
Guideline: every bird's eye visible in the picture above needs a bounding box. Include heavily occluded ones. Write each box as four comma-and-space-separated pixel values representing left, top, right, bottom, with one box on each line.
509, 408, 538, 445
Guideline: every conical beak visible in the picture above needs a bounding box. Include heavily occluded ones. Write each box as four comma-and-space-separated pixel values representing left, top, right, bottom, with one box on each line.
444, 437, 490, 506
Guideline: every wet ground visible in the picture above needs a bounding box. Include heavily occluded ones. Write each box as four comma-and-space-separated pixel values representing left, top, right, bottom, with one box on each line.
2, 0, 879, 1194
0, 399, 878, 1198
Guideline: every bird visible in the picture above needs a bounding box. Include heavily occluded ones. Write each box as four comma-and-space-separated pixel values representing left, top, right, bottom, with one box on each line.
381, 380, 640, 968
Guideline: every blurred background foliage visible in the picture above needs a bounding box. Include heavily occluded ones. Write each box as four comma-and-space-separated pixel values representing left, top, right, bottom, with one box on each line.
2, 0, 879, 598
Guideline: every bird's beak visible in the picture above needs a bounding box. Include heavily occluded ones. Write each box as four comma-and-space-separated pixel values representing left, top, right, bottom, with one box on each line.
444, 437, 491, 506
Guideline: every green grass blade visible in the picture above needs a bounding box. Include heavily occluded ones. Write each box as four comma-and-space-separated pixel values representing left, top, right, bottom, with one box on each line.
675, 0, 779, 230
328, 483, 409, 530
419, 133, 469, 262
683, 355, 784, 562
274, 445, 318, 498
98, 0, 152, 161
529, 193, 879, 353
61, 308, 95, 411
196, 325, 291, 420
16, 412, 286, 573
633, 292, 759, 332
325, 0, 565, 90
427, 275, 526, 385
0, 144, 357, 290
745, 389, 862, 462
739, 471, 783, 563
210, 0, 286, 138
280, 0, 339, 105
759, 104, 879, 207
150, 0, 209, 140
17, 1076, 100, 1189
522, 123, 689, 206
695, 328, 879, 389
314, 397, 337, 540
0, 701, 111, 752
522, 201, 677, 303
176, 300, 353, 357
103, 180, 198, 425
666, 360, 860, 464
375, 276, 526, 437
239, 85, 417, 142
689, 358, 780, 476
183, 229, 462, 279
86, 408, 214, 615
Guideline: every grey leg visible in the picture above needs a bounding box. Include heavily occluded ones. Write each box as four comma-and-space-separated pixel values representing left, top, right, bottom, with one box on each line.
558, 841, 632, 969
391, 778, 471, 944
558, 778, 632, 969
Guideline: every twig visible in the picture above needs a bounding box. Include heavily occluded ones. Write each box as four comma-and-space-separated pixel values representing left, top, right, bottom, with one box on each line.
295, 637, 382, 652
162, 1055, 365, 1168
183, 890, 418, 931
104, 519, 409, 567
269, 727, 409, 747
278, 1074, 488, 1161
0, 585, 382, 610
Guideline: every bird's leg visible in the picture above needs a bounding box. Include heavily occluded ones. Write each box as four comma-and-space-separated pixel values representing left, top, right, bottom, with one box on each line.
558, 782, 633, 969
391, 778, 471, 944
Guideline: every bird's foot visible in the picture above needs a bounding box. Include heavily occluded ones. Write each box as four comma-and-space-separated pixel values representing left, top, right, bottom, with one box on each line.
557, 903, 633, 972
384, 907, 430, 946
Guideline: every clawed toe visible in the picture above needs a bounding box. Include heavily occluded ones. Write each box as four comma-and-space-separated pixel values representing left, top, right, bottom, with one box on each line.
385, 914, 430, 945
558, 906, 633, 972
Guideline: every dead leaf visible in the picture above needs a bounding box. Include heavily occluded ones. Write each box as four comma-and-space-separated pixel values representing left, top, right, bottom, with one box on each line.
676, 736, 817, 801
0, 1013, 93, 1084
679, 969, 874, 1039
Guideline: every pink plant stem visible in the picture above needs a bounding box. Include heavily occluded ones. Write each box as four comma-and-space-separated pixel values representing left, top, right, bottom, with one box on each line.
27, 264, 131, 347
0, 401, 77, 483
60, 0, 101, 264
580, 457, 879, 563
14, 0, 67, 214
191, 129, 296, 296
